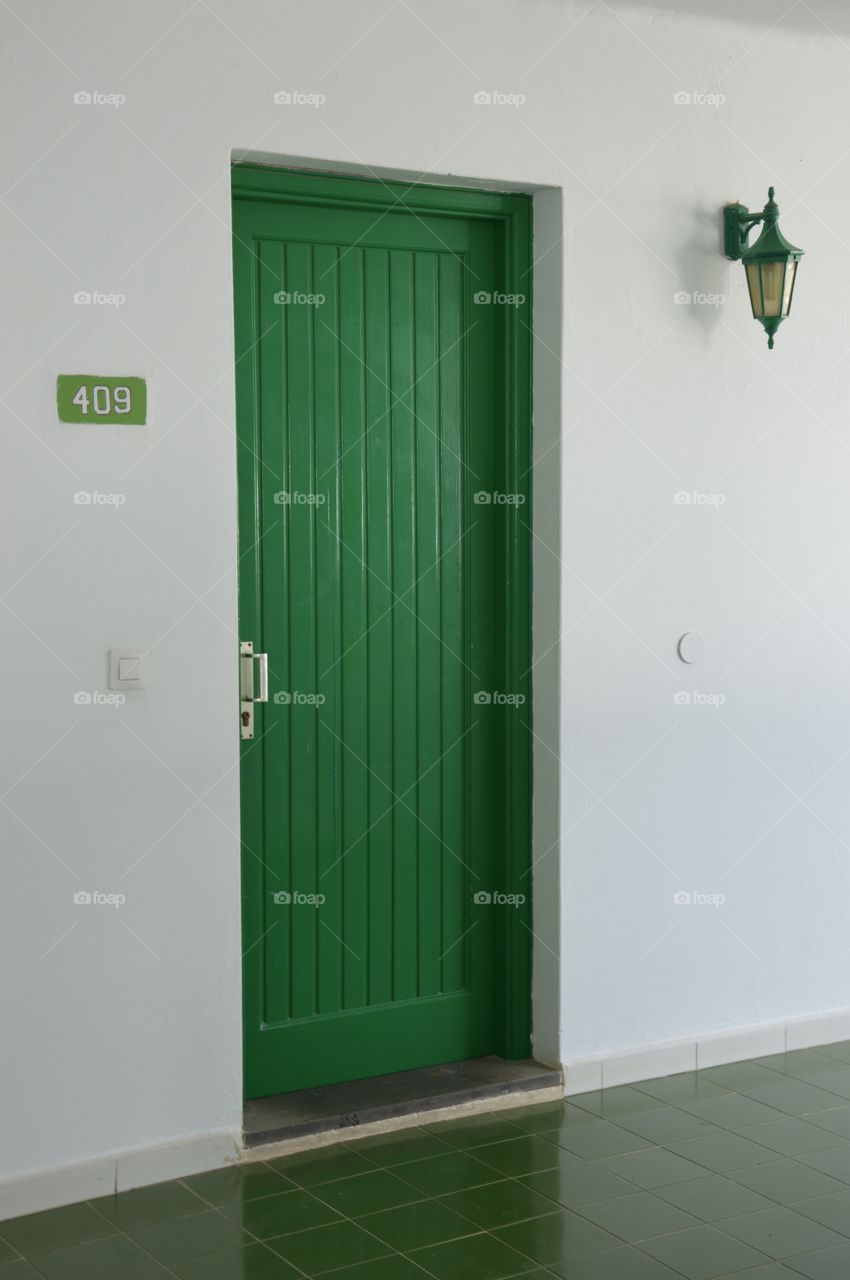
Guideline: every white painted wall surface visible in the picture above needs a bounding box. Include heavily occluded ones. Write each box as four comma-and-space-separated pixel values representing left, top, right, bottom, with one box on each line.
3, 0, 850, 1189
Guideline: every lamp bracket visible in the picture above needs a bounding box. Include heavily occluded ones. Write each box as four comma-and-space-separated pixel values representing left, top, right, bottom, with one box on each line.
725, 186, 782, 260
724, 203, 764, 260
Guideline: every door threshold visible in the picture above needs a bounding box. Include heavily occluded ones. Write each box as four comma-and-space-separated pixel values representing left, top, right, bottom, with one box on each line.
243, 1056, 562, 1149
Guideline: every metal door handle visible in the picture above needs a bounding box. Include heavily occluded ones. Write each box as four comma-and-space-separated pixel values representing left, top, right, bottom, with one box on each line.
240, 641, 268, 739
254, 652, 269, 703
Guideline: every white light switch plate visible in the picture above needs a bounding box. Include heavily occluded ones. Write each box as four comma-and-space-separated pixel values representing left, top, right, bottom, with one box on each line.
109, 648, 145, 690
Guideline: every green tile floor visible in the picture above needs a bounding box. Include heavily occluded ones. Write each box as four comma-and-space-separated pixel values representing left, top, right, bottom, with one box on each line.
7, 1046, 850, 1278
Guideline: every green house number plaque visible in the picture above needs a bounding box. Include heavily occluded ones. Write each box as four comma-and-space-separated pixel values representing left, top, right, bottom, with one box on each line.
57, 375, 147, 425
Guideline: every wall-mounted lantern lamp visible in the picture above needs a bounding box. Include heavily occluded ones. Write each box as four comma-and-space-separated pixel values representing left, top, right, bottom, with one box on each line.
724, 187, 804, 349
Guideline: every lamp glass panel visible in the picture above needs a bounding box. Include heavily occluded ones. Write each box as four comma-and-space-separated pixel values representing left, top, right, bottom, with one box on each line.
745, 263, 762, 317
781, 260, 797, 316
758, 261, 785, 317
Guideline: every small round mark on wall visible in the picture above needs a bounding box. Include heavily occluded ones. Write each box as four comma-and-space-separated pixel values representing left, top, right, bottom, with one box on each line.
677, 632, 704, 664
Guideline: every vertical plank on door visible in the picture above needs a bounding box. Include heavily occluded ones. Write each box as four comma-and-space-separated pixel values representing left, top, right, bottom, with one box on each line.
259, 238, 291, 1026
314, 243, 343, 1017
286, 241, 319, 1020
389, 250, 418, 1001
413, 252, 442, 998
364, 248, 394, 1007
438, 252, 466, 995
339, 249, 368, 1010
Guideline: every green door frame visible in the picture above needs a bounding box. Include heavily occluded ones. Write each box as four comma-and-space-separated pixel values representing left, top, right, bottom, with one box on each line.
232, 162, 533, 1079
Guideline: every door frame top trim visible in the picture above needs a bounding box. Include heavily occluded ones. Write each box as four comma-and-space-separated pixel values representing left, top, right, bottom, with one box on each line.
232, 162, 530, 222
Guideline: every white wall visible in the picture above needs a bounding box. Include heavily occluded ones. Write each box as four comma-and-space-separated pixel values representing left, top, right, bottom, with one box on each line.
4, 0, 850, 1191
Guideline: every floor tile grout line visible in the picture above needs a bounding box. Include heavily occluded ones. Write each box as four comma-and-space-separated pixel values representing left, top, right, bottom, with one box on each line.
306, 1158, 538, 1279
179, 1150, 490, 1279
625, 1171, 850, 1273
236, 1132, 562, 1276
257, 1118, 781, 1271
180, 1168, 368, 1277
351, 1104, 850, 1266
84, 1180, 315, 1280
43, 1193, 188, 1280
320, 1123, 575, 1265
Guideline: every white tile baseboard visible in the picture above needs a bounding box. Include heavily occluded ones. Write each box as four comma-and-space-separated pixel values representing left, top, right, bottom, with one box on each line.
562, 1005, 850, 1095
8, 1006, 850, 1220
0, 1129, 241, 1223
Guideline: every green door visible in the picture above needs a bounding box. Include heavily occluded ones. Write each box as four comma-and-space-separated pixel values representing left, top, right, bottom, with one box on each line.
233, 166, 531, 1099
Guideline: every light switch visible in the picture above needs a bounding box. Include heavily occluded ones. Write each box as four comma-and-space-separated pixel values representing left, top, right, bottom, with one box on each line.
109, 648, 145, 690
